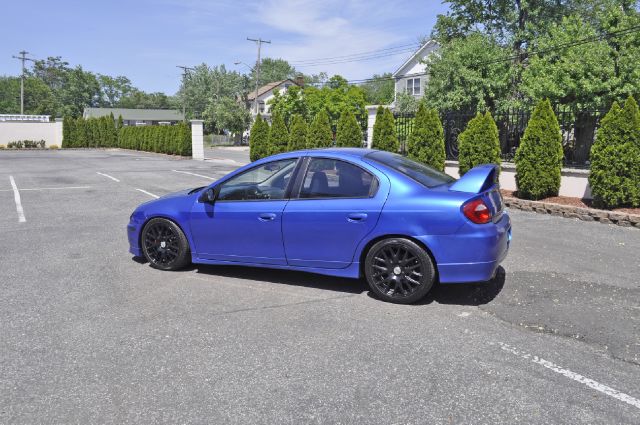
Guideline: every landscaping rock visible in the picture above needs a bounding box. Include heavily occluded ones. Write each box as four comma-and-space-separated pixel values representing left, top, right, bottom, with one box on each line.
579, 214, 595, 221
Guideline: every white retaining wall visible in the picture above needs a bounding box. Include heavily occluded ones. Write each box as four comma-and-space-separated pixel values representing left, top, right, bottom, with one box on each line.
445, 162, 592, 199
0, 120, 63, 147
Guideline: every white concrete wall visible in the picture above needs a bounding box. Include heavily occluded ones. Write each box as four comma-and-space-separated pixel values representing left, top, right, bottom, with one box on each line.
0, 120, 63, 147
445, 163, 592, 199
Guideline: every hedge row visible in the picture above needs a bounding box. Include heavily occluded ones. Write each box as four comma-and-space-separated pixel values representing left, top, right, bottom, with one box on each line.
118, 123, 191, 156
62, 115, 119, 148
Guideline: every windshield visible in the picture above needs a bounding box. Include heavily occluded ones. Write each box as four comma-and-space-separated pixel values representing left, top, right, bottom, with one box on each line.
365, 151, 456, 188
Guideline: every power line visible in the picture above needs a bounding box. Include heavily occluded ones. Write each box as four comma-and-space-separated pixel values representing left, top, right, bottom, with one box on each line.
11, 51, 37, 115
289, 42, 421, 65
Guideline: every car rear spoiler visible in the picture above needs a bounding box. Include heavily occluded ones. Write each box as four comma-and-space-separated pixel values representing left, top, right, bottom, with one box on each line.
449, 164, 499, 194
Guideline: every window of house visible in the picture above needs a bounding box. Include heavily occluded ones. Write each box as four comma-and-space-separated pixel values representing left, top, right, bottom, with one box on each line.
259, 101, 265, 113
406, 78, 421, 96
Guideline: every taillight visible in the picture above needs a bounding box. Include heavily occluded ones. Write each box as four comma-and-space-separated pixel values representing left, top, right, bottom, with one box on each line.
462, 198, 492, 224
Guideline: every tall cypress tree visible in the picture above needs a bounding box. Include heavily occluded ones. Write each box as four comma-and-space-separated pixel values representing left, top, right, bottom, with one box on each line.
515, 99, 563, 199
458, 112, 501, 175
250, 115, 269, 161
589, 97, 640, 208
307, 109, 333, 148
372, 107, 399, 152
288, 114, 308, 151
267, 112, 289, 156
335, 109, 363, 148
406, 104, 446, 171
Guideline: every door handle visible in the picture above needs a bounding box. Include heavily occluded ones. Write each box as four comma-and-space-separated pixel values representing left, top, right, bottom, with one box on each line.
258, 213, 277, 222
347, 213, 367, 222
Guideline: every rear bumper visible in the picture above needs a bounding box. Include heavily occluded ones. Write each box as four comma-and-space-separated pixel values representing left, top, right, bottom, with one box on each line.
421, 212, 511, 284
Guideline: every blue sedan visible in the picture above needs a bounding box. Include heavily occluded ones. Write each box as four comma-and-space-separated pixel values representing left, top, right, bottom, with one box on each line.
128, 148, 511, 303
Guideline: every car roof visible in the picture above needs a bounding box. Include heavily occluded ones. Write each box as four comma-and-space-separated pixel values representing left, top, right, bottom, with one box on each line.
283, 147, 379, 159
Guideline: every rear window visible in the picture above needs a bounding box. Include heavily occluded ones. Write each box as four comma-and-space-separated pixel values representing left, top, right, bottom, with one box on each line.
365, 151, 456, 188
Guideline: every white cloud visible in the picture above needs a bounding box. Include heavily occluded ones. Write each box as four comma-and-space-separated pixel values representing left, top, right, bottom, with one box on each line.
251, 0, 421, 79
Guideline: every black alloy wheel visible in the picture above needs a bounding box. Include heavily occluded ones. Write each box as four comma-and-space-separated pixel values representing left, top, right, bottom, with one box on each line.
364, 238, 435, 304
141, 218, 190, 270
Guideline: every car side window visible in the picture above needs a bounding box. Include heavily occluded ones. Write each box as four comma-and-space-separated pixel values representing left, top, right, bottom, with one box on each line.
217, 158, 297, 201
299, 158, 376, 199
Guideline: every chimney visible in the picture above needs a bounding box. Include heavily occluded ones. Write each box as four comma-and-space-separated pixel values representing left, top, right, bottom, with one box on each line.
295, 73, 305, 87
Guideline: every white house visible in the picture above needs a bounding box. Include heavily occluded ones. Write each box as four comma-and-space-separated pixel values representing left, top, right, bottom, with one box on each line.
391, 40, 439, 102
246, 78, 302, 120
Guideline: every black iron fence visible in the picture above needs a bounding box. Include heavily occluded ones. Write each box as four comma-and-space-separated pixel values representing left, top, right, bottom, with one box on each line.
390, 107, 606, 168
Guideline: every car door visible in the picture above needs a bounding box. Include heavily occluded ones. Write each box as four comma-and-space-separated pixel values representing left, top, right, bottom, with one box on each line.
282, 157, 389, 269
189, 158, 299, 265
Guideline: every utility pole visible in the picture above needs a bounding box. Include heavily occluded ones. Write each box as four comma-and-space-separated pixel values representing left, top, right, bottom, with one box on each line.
12, 51, 37, 115
246, 37, 271, 115
176, 65, 195, 118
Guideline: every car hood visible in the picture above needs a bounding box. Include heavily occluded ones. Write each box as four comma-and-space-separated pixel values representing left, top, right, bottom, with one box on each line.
134, 187, 204, 216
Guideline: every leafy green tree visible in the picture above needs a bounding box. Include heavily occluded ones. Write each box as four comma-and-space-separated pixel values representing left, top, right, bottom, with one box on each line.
0, 76, 57, 115
589, 96, 640, 208
267, 75, 366, 129
250, 58, 297, 87
424, 33, 512, 112
307, 109, 333, 148
335, 109, 363, 147
118, 90, 178, 109
250, 115, 270, 161
396, 92, 420, 114
360, 73, 394, 105
288, 114, 308, 151
268, 85, 308, 126
372, 107, 399, 152
515, 99, 564, 199
177, 63, 246, 126
267, 113, 289, 155
522, 16, 615, 110
62, 116, 73, 148
458, 112, 501, 175
407, 104, 446, 171
97, 75, 134, 107
203, 97, 251, 134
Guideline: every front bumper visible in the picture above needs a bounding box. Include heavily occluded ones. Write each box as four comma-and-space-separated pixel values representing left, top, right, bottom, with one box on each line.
127, 221, 142, 257
422, 212, 511, 283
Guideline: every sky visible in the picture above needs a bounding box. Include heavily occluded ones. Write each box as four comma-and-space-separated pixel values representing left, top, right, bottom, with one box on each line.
0, 0, 449, 95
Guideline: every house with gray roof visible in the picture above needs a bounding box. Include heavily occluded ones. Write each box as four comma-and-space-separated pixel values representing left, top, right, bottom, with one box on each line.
83, 108, 185, 126
392, 40, 439, 103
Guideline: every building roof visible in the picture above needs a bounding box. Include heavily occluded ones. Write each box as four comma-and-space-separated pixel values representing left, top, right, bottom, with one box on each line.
246, 79, 299, 101
392, 40, 438, 78
83, 108, 184, 121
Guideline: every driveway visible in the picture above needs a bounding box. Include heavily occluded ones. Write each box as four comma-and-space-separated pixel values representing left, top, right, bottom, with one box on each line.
1, 149, 638, 423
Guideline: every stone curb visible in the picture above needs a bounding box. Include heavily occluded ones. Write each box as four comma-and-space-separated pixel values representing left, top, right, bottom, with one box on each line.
503, 196, 640, 229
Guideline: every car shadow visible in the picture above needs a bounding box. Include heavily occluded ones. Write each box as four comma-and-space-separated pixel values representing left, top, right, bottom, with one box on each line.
193, 264, 368, 295
188, 262, 505, 305
414, 266, 506, 306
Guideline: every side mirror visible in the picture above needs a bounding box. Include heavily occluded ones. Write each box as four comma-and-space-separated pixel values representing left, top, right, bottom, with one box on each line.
199, 187, 217, 204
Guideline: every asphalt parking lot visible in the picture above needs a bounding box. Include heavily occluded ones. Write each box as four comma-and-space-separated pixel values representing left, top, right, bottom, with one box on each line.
1, 149, 639, 424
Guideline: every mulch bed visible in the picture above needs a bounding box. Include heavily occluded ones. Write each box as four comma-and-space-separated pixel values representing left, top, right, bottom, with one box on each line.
500, 190, 640, 216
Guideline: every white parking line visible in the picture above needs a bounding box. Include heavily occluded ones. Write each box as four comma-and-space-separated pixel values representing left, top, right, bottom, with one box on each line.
96, 172, 120, 182
172, 170, 215, 180
0, 186, 92, 192
135, 189, 160, 199
9, 176, 26, 223
496, 342, 640, 410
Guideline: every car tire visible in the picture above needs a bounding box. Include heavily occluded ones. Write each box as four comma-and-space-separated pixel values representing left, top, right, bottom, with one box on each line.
141, 218, 191, 271
364, 238, 435, 304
